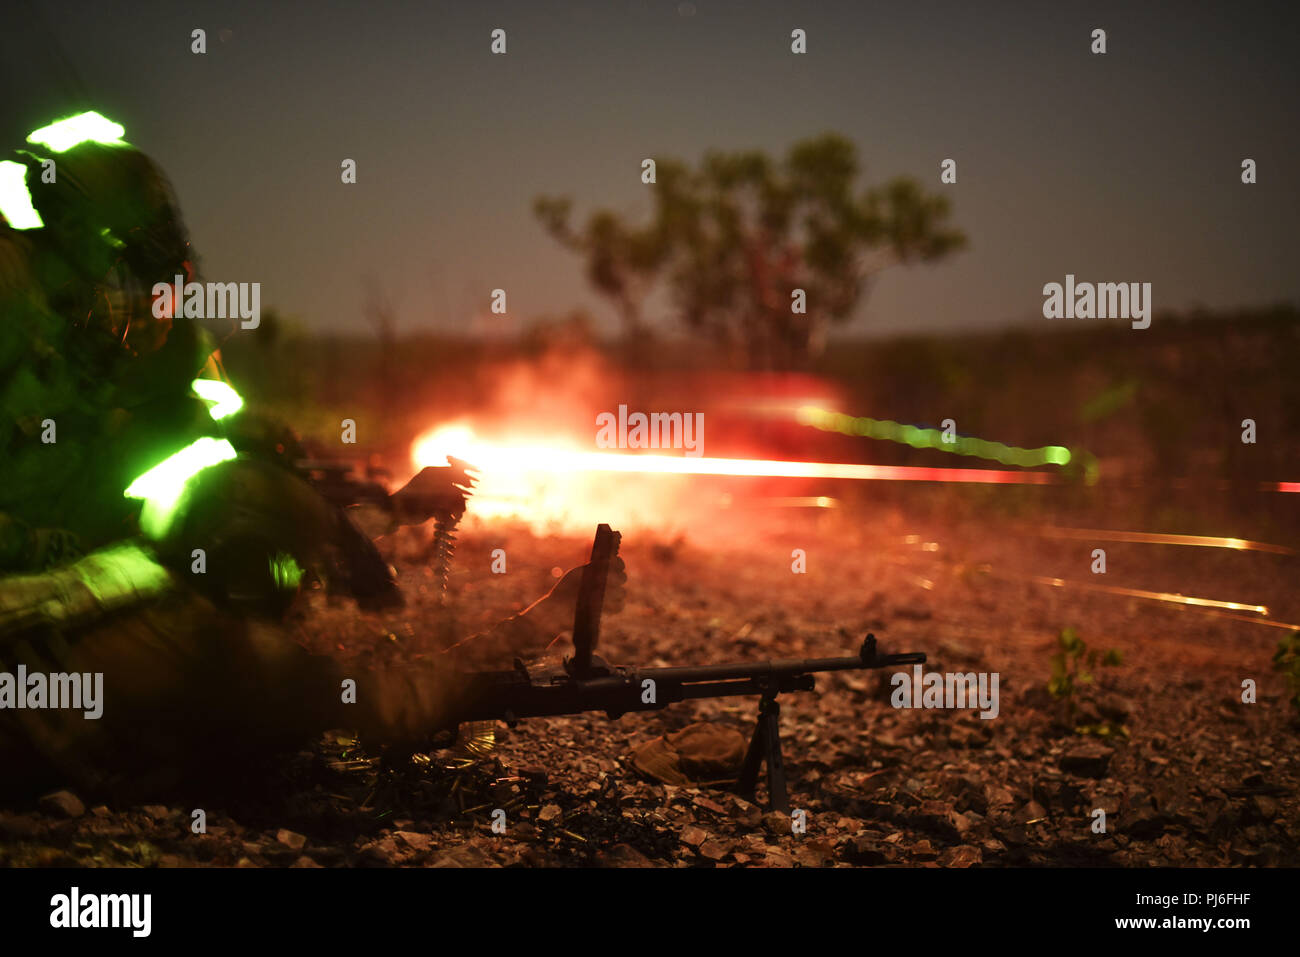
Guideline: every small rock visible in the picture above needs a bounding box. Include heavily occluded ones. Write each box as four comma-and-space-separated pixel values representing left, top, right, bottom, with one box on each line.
680, 825, 708, 847
631, 722, 747, 786
538, 804, 562, 823
431, 844, 496, 868
276, 829, 307, 850
912, 800, 962, 842
985, 785, 1015, 808
693, 795, 726, 815
765, 847, 793, 867
793, 842, 831, 868
762, 810, 790, 836
699, 840, 729, 861
291, 855, 322, 868
910, 839, 940, 861
597, 843, 653, 867
359, 836, 401, 866
1001, 824, 1028, 846
941, 845, 983, 868
1034, 777, 1084, 812
1125, 805, 1168, 839
945, 776, 989, 814
1060, 745, 1114, 779
1091, 691, 1132, 722
39, 790, 84, 819
1249, 795, 1278, 822
844, 835, 895, 865
1016, 801, 1049, 824
394, 831, 433, 852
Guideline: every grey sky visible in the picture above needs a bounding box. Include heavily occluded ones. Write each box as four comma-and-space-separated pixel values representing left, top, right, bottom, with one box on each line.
4, 0, 1296, 337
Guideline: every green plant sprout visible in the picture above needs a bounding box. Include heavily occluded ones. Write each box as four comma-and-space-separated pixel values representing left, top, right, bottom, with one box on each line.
1048, 627, 1126, 738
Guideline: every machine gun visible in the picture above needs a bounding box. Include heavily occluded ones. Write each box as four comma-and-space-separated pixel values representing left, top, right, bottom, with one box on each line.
219, 412, 476, 610
449, 524, 926, 811
290, 454, 477, 610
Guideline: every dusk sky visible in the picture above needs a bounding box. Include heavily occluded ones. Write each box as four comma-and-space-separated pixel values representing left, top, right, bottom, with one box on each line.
4, 0, 1296, 338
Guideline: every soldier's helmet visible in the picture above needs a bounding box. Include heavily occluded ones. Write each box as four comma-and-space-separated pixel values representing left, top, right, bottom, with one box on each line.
16, 112, 194, 355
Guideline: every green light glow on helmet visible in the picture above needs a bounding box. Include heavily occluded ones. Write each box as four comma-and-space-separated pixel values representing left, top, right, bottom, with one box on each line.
27, 111, 127, 152
124, 436, 237, 539
192, 378, 245, 420
797, 405, 1073, 469
269, 552, 304, 591
0, 160, 44, 229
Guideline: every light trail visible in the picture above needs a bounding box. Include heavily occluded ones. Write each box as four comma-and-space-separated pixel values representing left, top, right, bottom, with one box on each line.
1193, 611, 1300, 632
796, 405, 1072, 468
1027, 574, 1268, 616
412, 424, 1057, 486
891, 541, 1289, 631
738, 496, 840, 509
1038, 526, 1295, 555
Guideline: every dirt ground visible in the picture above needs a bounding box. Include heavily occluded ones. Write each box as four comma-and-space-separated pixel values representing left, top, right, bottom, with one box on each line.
2, 479, 1296, 868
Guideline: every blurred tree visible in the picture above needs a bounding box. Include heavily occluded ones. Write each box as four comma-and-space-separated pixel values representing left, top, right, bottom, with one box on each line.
363, 275, 399, 422
254, 305, 283, 348
521, 308, 598, 355
535, 133, 966, 367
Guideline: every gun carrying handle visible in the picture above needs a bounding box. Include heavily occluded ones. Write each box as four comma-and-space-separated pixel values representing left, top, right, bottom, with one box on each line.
571, 523, 619, 678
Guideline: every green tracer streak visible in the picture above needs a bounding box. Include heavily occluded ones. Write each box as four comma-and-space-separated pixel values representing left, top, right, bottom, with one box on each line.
797, 406, 1072, 468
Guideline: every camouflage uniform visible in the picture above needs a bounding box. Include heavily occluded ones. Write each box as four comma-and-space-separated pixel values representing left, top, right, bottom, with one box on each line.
0, 122, 590, 801
0, 138, 214, 564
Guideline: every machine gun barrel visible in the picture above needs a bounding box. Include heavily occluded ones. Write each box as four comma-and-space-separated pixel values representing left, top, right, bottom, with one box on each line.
448, 635, 923, 724
640, 640, 925, 686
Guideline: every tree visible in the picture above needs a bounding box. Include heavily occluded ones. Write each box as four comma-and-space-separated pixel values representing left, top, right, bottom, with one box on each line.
362, 275, 399, 421
535, 133, 966, 368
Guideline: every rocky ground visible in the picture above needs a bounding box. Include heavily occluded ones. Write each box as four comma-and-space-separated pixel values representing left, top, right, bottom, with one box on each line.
2, 492, 1297, 868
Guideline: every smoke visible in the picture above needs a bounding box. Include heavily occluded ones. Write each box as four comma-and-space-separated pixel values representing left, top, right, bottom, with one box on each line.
410, 344, 733, 538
